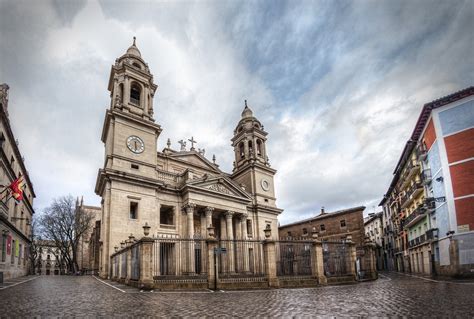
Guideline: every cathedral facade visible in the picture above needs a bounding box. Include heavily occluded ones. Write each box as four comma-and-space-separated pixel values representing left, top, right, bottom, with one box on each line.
95, 40, 283, 278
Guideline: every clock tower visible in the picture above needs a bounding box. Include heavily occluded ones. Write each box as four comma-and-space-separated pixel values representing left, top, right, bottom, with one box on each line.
95, 38, 162, 277
231, 101, 279, 210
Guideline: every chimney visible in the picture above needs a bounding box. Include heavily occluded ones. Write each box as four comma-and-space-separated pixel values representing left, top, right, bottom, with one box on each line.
321, 206, 325, 214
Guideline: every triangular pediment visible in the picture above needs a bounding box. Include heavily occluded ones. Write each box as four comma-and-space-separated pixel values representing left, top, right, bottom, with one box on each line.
185, 175, 252, 201
168, 151, 220, 173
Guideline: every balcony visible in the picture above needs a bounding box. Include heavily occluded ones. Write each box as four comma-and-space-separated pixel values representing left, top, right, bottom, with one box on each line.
404, 205, 428, 229
407, 229, 438, 248
400, 160, 421, 189
417, 143, 428, 161
421, 169, 432, 185
400, 181, 424, 209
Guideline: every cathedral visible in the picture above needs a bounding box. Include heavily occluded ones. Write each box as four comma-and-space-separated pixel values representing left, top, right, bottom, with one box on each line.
95, 39, 283, 278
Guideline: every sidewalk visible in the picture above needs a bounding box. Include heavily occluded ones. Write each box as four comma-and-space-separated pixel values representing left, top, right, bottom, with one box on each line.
0, 275, 38, 290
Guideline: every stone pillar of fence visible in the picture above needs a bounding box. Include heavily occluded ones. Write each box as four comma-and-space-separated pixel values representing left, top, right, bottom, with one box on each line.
139, 237, 154, 290
240, 213, 250, 273
347, 236, 357, 279
448, 235, 460, 277
125, 247, 132, 285
363, 238, 378, 280
206, 237, 218, 290
311, 238, 327, 285
225, 211, 235, 273
263, 235, 279, 288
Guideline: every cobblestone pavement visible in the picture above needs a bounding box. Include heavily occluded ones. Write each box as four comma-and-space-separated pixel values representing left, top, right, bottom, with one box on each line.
1, 272, 473, 318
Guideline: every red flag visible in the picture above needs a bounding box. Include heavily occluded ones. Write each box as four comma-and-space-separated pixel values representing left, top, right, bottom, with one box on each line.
9, 176, 25, 202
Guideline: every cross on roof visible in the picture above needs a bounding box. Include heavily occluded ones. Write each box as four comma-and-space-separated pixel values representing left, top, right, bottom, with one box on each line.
188, 136, 197, 151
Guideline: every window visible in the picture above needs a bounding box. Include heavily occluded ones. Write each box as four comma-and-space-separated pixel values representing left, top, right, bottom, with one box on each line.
248, 141, 253, 154
302, 228, 308, 235
1, 234, 6, 262
320, 224, 325, 232
340, 220, 346, 228
18, 244, 22, 265
11, 240, 15, 264
239, 142, 244, 159
0, 132, 4, 148
246, 219, 253, 238
130, 83, 141, 106
131, 164, 139, 170
160, 205, 174, 225
287, 231, 292, 237
256, 139, 262, 156
129, 202, 138, 219
132, 62, 141, 69
10, 155, 14, 166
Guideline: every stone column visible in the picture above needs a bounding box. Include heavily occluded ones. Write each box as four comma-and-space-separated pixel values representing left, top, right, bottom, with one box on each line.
125, 247, 132, 285
311, 240, 327, 285
206, 238, 218, 290
185, 203, 196, 274
263, 239, 279, 288
225, 211, 235, 273
219, 214, 227, 274
123, 75, 130, 106
240, 213, 250, 273
139, 237, 154, 290
100, 181, 111, 279
347, 238, 357, 280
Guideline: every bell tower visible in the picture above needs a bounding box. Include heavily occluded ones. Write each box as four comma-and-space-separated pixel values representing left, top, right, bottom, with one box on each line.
231, 101, 278, 208
99, 37, 162, 174
109, 37, 157, 120
95, 38, 162, 278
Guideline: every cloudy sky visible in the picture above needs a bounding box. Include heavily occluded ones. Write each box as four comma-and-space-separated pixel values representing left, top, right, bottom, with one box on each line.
0, 0, 473, 224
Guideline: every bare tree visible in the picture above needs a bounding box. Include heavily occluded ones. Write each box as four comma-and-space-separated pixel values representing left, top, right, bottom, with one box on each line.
28, 217, 39, 275
39, 195, 94, 273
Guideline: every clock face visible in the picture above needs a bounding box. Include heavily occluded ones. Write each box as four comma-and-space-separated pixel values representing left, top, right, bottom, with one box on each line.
126, 136, 145, 154
261, 179, 270, 191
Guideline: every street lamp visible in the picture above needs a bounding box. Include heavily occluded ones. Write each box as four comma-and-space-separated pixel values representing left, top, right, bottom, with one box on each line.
142, 222, 151, 237
263, 224, 271, 239
207, 224, 215, 238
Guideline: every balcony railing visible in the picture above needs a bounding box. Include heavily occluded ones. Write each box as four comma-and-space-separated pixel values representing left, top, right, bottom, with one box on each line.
400, 181, 424, 208
130, 97, 140, 106
416, 143, 428, 161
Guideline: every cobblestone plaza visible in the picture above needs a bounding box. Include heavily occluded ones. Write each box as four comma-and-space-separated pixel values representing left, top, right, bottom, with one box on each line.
1, 273, 473, 317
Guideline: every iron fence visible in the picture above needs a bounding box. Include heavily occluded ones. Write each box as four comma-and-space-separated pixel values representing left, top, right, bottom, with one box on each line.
276, 240, 313, 277
131, 244, 140, 281
152, 235, 207, 279
323, 241, 351, 277
217, 239, 265, 277
120, 251, 127, 279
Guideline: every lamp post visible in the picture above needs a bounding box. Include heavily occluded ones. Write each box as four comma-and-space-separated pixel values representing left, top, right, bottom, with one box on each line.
142, 223, 151, 237
207, 224, 215, 238
263, 224, 271, 239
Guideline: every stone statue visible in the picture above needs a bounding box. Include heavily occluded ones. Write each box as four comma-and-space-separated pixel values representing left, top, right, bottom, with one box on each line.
114, 94, 122, 108
178, 140, 186, 151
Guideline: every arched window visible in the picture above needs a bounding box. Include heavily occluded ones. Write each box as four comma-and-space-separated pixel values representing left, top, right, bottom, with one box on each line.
130, 83, 141, 106
132, 62, 141, 70
239, 142, 244, 159
248, 140, 253, 154
256, 139, 262, 156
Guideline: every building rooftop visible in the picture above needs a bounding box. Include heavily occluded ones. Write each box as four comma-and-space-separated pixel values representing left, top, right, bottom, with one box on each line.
279, 206, 366, 228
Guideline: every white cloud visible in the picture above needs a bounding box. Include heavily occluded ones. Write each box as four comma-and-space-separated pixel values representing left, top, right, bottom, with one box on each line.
0, 0, 472, 223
